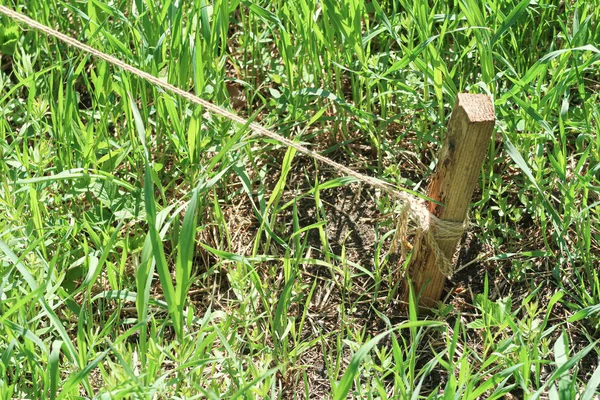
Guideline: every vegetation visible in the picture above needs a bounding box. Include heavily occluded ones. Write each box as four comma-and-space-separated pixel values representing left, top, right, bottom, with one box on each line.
1, 0, 599, 398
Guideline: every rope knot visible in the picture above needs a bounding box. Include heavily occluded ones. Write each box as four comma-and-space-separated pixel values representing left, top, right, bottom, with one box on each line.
390, 200, 467, 278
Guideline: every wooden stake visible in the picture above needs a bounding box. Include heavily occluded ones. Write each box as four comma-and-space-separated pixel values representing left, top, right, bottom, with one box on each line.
406, 93, 495, 308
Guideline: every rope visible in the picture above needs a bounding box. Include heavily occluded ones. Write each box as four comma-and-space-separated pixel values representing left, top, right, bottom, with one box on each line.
0, 5, 466, 276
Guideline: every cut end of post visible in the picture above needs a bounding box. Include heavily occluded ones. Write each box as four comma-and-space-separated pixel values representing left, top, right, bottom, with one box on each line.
457, 93, 495, 123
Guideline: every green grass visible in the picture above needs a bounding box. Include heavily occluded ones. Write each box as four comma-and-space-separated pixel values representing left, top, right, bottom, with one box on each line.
1, 0, 600, 398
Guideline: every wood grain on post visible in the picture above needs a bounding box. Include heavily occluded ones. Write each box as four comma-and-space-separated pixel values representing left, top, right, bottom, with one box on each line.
406, 94, 495, 308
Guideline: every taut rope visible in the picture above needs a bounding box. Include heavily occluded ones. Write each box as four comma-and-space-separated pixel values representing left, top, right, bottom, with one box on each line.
0, 5, 466, 276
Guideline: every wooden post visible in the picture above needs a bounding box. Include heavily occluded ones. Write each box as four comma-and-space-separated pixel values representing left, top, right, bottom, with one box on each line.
406, 94, 495, 308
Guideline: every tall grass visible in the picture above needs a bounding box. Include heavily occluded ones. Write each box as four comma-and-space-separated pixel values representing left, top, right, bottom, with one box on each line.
1, 0, 599, 398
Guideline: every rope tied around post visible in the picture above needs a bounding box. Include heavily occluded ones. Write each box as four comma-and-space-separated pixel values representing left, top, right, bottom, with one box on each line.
390, 202, 467, 278
0, 5, 483, 279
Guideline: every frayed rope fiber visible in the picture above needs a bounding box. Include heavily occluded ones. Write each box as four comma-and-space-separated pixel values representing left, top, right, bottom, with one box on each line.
0, 5, 467, 276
